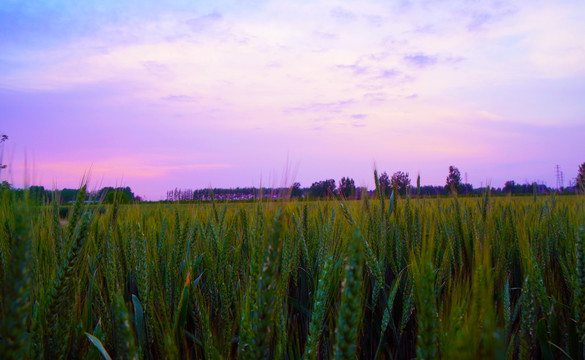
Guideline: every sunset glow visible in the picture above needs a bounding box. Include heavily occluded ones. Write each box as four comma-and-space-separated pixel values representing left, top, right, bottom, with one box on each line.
2, 0, 584, 199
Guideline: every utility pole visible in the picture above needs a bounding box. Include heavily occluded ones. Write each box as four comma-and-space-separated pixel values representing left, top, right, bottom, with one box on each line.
0, 134, 8, 180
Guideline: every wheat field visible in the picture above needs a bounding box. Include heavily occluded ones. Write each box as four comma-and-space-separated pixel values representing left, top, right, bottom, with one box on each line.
0, 182, 584, 359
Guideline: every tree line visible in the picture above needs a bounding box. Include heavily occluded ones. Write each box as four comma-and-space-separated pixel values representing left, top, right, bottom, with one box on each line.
166, 187, 295, 201
165, 164, 585, 201
0, 183, 136, 204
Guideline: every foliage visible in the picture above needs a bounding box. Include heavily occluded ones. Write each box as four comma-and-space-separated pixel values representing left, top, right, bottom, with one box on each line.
378, 171, 391, 196
5, 186, 136, 204
578, 162, 585, 192
391, 171, 410, 196
0, 182, 584, 359
504, 180, 516, 193
98, 187, 134, 202
338, 177, 356, 198
445, 165, 462, 195
290, 182, 303, 198
105, 191, 131, 204
309, 179, 336, 198
190, 187, 293, 201
504, 180, 542, 195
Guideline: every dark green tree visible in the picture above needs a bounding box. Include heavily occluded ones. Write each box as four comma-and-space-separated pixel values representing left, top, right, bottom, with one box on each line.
339, 177, 356, 198
29, 185, 47, 204
445, 166, 462, 195
378, 171, 391, 196
577, 162, 585, 192
504, 180, 515, 194
0, 181, 11, 191
105, 190, 131, 204
391, 171, 410, 196
97, 187, 115, 200
290, 182, 303, 198
98, 186, 134, 202
309, 179, 336, 198
60, 188, 80, 203
120, 186, 135, 201
460, 183, 473, 194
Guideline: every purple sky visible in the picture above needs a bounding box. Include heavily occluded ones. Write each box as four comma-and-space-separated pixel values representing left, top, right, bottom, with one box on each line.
1, 0, 584, 200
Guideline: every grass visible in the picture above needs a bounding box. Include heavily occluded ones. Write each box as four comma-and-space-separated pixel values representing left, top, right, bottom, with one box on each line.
0, 182, 584, 359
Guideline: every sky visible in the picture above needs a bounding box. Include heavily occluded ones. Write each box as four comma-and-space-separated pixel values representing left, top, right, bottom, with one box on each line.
1, 0, 584, 200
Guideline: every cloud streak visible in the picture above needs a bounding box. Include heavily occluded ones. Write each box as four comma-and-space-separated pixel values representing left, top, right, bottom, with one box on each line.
403, 54, 438, 68
161, 95, 197, 102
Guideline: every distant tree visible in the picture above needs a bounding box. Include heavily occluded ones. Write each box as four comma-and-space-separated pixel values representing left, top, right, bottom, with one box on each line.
120, 186, 135, 201
309, 182, 320, 198
577, 162, 585, 192
98, 186, 135, 202
60, 188, 79, 203
391, 171, 410, 196
0, 181, 11, 191
29, 185, 47, 203
290, 182, 303, 198
356, 186, 367, 200
445, 166, 462, 195
309, 179, 336, 198
460, 183, 473, 195
378, 171, 391, 196
339, 177, 356, 198
324, 179, 336, 197
504, 180, 516, 194
105, 191, 130, 204
419, 185, 447, 196
98, 187, 115, 200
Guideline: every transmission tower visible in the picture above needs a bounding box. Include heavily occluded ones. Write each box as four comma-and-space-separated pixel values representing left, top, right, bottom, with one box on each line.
555, 165, 564, 189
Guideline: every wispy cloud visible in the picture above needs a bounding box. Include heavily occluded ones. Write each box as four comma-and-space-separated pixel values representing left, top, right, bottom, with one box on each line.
312, 31, 337, 40
142, 61, 170, 77
336, 63, 369, 75
161, 95, 197, 102
378, 69, 400, 79
362, 92, 387, 103
330, 7, 357, 22
186, 11, 223, 32
467, 13, 492, 31
351, 113, 367, 128
365, 15, 384, 27
403, 54, 438, 68
284, 100, 355, 114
